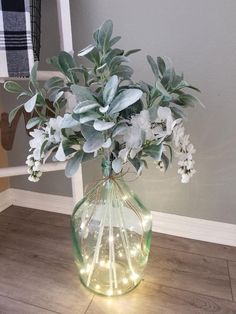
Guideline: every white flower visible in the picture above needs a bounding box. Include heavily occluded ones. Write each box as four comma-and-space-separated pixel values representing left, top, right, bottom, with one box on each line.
26, 156, 43, 182
46, 116, 64, 144
181, 174, 190, 184
26, 159, 34, 167
154, 107, 181, 140
29, 129, 47, 160
173, 122, 196, 183
28, 175, 40, 182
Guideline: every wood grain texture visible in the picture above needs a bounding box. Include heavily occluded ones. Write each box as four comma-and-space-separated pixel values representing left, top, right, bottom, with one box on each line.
0, 211, 72, 263
155, 233, 236, 262
0, 247, 92, 314
87, 281, 236, 314
228, 261, 236, 301
0, 295, 55, 314
0, 206, 236, 314
147, 244, 232, 300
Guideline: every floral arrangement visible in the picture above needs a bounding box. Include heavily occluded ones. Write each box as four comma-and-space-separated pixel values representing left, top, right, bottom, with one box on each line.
4, 20, 202, 183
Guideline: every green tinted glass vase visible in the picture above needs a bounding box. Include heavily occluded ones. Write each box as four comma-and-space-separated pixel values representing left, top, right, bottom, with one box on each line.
70, 175, 152, 296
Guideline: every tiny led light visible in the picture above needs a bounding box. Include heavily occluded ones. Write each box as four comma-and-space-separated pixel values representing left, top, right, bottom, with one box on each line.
80, 269, 85, 274
95, 284, 101, 290
107, 289, 113, 296
99, 260, 105, 267
122, 277, 129, 284
109, 236, 114, 242
130, 273, 139, 281
118, 290, 122, 295
122, 195, 128, 201
130, 249, 138, 257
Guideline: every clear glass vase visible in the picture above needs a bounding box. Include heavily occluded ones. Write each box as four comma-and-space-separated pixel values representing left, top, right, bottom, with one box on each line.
70, 170, 152, 296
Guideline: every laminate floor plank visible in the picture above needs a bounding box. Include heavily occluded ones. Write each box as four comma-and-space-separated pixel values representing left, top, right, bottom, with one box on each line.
2, 205, 70, 228
0, 214, 73, 263
1, 206, 235, 313
0, 246, 92, 314
1, 206, 35, 219
146, 245, 232, 300
154, 233, 236, 262
0, 295, 56, 314
86, 281, 236, 314
228, 261, 236, 301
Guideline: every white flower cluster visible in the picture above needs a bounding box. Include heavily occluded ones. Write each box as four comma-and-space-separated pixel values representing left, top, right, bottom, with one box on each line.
119, 107, 180, 161
173, 123, 196, 183
26, 155, 42, 182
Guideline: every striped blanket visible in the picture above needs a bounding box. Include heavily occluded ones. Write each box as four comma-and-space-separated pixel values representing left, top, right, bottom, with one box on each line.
0, 0, 41, 78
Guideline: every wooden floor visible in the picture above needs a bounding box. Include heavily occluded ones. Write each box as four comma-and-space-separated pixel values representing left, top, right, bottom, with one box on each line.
0, 206, 236, 314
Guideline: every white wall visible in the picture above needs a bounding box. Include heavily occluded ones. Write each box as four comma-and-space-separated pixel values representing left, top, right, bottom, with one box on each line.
3, 0, 236, 223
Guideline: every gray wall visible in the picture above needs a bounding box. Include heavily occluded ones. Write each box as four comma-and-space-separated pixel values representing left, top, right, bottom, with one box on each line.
2, 0, 236, 223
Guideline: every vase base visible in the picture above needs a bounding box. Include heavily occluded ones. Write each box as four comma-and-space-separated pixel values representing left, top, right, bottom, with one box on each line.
79, 273, 142, 297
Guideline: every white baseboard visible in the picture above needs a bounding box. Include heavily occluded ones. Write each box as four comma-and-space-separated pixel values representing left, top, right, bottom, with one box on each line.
1, 188, 236, 247
0, 189, 13, 212
152, 211, 236, 247
11, 188, 74, 215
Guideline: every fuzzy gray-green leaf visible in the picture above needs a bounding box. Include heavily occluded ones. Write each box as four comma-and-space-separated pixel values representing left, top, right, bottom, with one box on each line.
108, 89, 143, 115
24, 94, 38, 112
103, 75, 119, 105
65, 151, 84, 177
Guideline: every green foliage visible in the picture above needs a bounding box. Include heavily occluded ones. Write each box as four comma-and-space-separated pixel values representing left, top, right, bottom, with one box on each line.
65, 151, 84, 177
143, 143, 163, 161
3, 19, 202, 179
4, 81, 26, 94
108, 89, 143, 115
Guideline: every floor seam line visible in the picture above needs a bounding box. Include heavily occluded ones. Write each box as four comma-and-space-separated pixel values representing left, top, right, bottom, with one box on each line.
227, 260, 235, 301
84, 295, 95, 314
0, 293, 61, 313
154, 245, 236, 262
143, 279, 233, 302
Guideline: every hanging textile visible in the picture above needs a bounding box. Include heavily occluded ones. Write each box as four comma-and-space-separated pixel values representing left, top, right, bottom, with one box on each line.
0, 0, 41, 78
30, 0, 41, 61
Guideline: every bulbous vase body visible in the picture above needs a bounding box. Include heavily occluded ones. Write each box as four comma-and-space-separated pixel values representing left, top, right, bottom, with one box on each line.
70, 177, 152, 296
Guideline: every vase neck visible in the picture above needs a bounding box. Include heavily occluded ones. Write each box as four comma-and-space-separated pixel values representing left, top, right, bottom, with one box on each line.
101, 156, 113, 178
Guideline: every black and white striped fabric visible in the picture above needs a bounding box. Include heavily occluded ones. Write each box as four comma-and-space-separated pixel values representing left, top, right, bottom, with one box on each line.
0, 0, 35, 77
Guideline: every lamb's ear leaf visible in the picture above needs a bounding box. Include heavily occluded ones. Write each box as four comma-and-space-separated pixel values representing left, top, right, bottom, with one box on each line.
98, 19, 113, 51
4, 81, 25, 94
125, 49, 141, 57
83, 131, 105, 153
147, 55, 159, 79
157, 57, 166, 75
103, 75, 119, 105
70, 84, 94, 102
8, 104, 23, 124
143, 143, 163, 160
179, 94, 205, 108
65, 151, 84, 178
30, 61, 39, 89
108, 89, 143, 115
24, 94, 38, 113
110, 36, 121, 47
73, 100, 99, 114
58, 51, 78, 83
155, 81, 170, 99
80, 122, 94, 139
26, 117, 43, 129
93, 120, 115, 131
